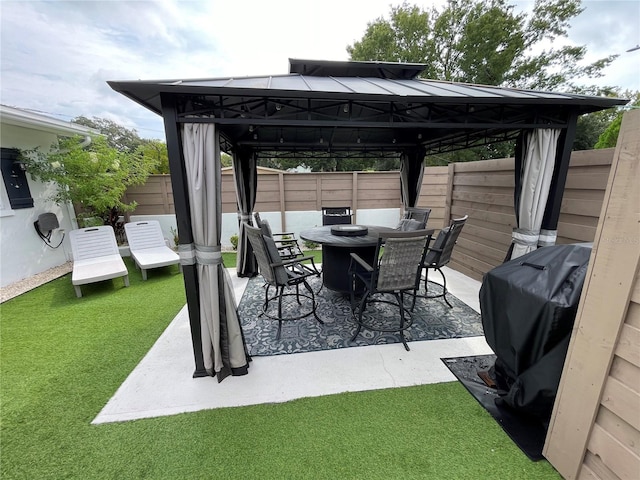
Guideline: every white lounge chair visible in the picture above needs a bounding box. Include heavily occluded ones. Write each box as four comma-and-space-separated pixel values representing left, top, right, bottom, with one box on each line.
124, 220, 180, 280
69, 226, 129, 298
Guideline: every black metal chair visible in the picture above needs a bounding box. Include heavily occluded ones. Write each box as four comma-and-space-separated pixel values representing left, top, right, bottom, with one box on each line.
254, 212, 305, 261
245, 223, 323, 339
412, 215, 468, 309
396, 207, 431, 231
322, 206, 352, 226
348, 229, 432, 351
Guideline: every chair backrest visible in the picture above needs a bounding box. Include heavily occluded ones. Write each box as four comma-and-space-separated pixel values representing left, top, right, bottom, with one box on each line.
124, 220, 167, 251
253, 212, 273, 237
322, 206, 352, 226
245, 223, 288, 285
69, 225, 119, 261
375, 230, 431, 292
403, 207, 431, 227
424, 215, 468, 268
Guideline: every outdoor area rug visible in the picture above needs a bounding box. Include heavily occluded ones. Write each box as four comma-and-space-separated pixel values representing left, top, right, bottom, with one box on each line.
238, 274, 483, 356
441, 354, 548, 461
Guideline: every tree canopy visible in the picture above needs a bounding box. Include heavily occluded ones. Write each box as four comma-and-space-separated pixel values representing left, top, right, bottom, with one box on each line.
347, 0, 616, 91
346, 0, 629, 165
21, 135, 158, 226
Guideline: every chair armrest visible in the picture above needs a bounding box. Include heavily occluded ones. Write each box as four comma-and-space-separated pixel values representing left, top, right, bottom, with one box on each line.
272, 232, 296, 239
270, 255, 314, 268
349, 253, 374, 272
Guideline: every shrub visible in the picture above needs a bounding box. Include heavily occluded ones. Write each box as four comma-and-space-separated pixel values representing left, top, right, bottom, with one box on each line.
230, 234, 239, 250
303, 239, 319, 249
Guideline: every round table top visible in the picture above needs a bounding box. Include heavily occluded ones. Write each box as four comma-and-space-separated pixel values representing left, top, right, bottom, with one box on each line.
300, 225, 396, 247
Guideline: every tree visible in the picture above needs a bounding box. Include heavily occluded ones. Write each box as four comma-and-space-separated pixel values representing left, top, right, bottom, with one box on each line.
348, 0, 616, 91
21, 135, 158, 228
73, 116, 146, 153
136, 140, 169, 174
594, 91, 640, 149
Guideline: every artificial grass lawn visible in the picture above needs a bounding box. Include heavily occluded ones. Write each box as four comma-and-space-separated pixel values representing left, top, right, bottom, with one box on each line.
1, 257, 560, 479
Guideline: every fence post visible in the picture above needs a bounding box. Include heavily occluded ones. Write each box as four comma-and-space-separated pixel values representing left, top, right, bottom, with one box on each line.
279, 172, 286, 230
443, 162, 455, 228
352, 171, 358, 223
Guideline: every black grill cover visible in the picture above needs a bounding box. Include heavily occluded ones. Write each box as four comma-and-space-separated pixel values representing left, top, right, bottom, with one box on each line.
480, 243, 592, 420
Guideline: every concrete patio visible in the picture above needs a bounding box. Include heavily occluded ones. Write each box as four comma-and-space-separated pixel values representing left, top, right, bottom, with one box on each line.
93, 266, 492, 424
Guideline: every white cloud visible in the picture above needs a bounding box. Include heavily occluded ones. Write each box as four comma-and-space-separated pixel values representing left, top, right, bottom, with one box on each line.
1, 0, 637, 140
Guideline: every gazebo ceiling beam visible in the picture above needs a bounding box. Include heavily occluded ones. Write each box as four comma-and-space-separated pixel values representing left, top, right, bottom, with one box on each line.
175, 98, 574, 131
190, 118, 568, 129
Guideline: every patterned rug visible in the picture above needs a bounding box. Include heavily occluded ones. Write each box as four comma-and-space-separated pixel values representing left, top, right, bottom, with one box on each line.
238, 274, 483, 356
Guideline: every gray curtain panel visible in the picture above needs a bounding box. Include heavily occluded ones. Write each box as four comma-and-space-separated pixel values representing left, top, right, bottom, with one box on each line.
400, 147, 425, 209
510, 128, 560, 260
182, 123, 249, 381
232, 147, 258, 277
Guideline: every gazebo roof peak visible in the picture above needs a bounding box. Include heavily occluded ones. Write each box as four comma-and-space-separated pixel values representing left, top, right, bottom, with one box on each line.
288, 58, 427, 80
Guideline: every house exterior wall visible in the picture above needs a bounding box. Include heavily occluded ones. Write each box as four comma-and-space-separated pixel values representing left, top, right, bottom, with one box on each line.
0, 124, 76, 287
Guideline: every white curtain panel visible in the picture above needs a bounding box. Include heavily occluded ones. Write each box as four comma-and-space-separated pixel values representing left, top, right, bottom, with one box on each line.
182, 123, 248, 378
511, 128, 560, 260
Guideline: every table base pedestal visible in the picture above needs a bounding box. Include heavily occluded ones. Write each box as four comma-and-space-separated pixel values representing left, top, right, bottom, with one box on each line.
322, 245, 376, 294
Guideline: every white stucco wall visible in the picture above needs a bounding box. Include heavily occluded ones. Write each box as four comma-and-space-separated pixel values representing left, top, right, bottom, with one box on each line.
132, 207, 402, 249
0, 124, 76, 287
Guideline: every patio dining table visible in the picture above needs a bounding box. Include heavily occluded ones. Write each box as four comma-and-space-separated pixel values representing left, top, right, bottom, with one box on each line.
300, 225, 397, 294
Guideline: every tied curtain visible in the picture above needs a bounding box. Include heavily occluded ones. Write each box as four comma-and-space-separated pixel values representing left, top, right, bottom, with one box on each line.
400, 147, 426, 210
232, 147, 258, 277
510, 128, 561, 260
182, 123, 249, 381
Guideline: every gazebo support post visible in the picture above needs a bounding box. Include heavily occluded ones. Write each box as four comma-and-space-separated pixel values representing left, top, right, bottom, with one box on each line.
160, 94, 207, 378
541, 113, 579, 244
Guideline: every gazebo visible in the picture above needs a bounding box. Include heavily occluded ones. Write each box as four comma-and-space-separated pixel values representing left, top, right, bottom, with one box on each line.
108, 59, 626, 381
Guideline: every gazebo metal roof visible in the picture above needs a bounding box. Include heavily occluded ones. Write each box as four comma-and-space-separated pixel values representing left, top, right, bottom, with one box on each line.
108, 59, 626, 158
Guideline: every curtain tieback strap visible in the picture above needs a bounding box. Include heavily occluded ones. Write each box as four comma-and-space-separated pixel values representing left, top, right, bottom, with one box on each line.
512, 228, 539, 246
538, 229, 557, 247
195, 244, 222, 265
238, 213, 252, 221
178, 244, 195, 265
178, 244, 222, 265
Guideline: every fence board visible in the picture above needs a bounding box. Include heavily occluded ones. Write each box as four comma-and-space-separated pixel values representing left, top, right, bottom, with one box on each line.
126, 149, 614, 282
588, 423, 639, 480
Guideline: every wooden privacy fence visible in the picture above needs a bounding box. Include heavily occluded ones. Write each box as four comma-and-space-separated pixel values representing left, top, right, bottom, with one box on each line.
123, 148, 615, 280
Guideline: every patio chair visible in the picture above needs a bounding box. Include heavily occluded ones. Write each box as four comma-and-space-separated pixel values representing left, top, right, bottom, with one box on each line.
412, 215, 468, 309
396, 207, 431, 231
245, 223, 324, 339
348, 229, 432, 350
253, 212, 305, 261
69, 225, 129, 298
124, 220, 180, 280
322, 206, 352, 226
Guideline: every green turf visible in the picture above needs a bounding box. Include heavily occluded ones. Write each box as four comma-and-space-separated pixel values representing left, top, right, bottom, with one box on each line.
0, 257, 560, 479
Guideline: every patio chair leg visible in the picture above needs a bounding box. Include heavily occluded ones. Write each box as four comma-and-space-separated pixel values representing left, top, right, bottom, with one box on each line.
276, 286, 284, 340
303, 280, 323, 324
438, 268, 453, 308
350, 324, 362, 343
396, 292, 410, 351
74, 285, 82, 298
123, 275, 130, 287
350, 291, 369, 343
141, 269, 148, 281
295, 283, 302, 304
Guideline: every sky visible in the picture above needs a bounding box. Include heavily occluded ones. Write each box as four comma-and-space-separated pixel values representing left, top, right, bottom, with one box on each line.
1, 0, 639, 141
